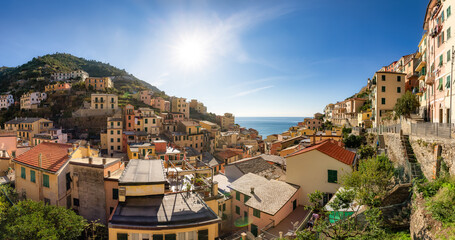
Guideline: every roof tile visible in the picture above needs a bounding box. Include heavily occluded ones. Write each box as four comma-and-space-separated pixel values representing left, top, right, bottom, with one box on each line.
13, 142, 72, 173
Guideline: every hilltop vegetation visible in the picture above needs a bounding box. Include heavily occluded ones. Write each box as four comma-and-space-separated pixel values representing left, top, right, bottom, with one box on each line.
0, 53, 161, 95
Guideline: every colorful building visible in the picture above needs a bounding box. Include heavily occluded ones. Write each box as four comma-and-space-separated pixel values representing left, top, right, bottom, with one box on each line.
171, 97, 189, 119
44, 82, 71, 92
85, 77, 113, 91
20, 92, 47, 109
0, 94, 14, 109
285, 140, 356, 205
90, 94, 118, 110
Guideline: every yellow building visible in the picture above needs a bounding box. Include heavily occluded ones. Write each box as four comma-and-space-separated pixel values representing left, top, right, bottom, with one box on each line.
85, 77, 113, 91
127, 143, 155, 160
371, 72, 406, 127
107, 117, 123, 155
134, 108, 162, 135
285, 140, 355, 205
357, 111, 372, 128
4, 117, 54, 146
171, 97, 189, 119
90, 94, 118, 110
109, 159, 221, 240
217, 113, 235, 130
13, 142, 98, 207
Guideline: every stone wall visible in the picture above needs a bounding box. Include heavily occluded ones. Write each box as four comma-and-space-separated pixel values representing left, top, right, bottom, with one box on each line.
409, 135, 455, 180
410, 192, 439, 240
382, 133, 406, 167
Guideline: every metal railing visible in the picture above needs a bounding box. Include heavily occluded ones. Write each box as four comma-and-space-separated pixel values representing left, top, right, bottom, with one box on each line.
367, 124, 401, 135
410, 122, 453, 139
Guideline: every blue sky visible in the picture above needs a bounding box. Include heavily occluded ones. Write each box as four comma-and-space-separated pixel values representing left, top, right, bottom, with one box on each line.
0, 0, 427, 117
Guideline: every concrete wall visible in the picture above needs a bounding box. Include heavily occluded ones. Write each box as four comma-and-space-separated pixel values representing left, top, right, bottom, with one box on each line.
71, 164, 107, 224
109, 223, 219, 240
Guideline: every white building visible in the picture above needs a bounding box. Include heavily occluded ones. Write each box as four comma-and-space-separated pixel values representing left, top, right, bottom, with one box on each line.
51, 70, 89, 81
0, 94, 14, 109
20, 92, 47, 109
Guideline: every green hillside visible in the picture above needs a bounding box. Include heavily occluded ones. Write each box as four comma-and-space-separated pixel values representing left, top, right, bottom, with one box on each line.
0, 53, 162, 95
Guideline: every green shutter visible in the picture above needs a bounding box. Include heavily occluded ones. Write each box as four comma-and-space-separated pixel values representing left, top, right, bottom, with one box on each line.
438, 78, 443, 90
244, 195, 250, 203
117, 233, 128, 240
235, 206, 240, 215
236, 191, 240, 201
30, 170, 36, 183
43, 174, 50, 188
328, 170, 338, 183
253, 209, 261, 218
21, 167, 26, 179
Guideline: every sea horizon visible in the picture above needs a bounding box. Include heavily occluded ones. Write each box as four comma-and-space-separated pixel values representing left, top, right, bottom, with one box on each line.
236, 116, 309, 137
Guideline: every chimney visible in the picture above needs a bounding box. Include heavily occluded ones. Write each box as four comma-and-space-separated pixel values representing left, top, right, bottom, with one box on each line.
250, 187, 255, 194
107, 171, 111, 177
212, 181, 218, 196
102, 158, 106, 165
88, 156, 93, 165
38, 153, 42, 168
86, 143, 91, 156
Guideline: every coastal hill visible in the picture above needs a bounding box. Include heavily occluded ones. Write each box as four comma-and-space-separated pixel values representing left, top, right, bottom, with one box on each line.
0, 53, 162, 97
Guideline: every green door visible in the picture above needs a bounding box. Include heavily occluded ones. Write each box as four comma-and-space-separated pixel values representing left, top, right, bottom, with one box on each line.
251, 224, 258, 237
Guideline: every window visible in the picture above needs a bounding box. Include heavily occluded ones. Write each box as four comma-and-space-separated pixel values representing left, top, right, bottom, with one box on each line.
381, 75, 386, 81
448, 6, 452, 18
117, 138, 120, 143
448, 27, 452, 40
117, 122, 120, 126
153, 235, 163, 240
197, 230, 208, 240
111, 138, 114, 143
113, 188, 119, 200
244, 194, 250, 203
30, 170, 36, 183
223, 203, 226, 211
110, 130, 114, 134
132, 233, 139, 240
117, 233, 128, 240
397, 87, 401, 93
448, 50, 451, 62
73, 198, 80, 206
21, 167, 26, 179
43, 174, 50, 188
381, 86, 386, 92
164, 234, 176, 240
235, 206, 240, 215
253, 209, 261, 218
381, 98, 386, 105
236, 191, 240, 201
397, 76, 401, 82
117, 130, 120, 134
440, 55, 444, 66
111, 104, 114, 109
328, 170, 338, 183
447, 75, 451, 89
142, 234, 150, 240
145, 119, 148, 124
66, 172, 71, 190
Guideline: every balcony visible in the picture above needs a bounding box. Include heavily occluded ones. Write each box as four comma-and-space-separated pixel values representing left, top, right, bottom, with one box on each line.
418, 67, 426, 81
415, 59, 426, 72
406, 71, 418, 79
426, 74, 435, 85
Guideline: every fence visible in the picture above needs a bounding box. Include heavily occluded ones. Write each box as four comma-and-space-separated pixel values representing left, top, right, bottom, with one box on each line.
367, 124, 401, 135
410, 122, 453, 139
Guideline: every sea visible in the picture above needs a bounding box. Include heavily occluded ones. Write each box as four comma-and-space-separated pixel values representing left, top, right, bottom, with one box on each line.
235, 117, 307, 138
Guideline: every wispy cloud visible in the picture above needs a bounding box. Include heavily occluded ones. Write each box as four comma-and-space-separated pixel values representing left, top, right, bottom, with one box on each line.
230, 85, 274, 98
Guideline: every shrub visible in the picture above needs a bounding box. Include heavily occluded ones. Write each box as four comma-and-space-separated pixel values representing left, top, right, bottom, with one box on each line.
426, 182, 455, 223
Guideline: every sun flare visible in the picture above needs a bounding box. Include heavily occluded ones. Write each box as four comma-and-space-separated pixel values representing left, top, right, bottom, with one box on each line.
173, 35, 210, 70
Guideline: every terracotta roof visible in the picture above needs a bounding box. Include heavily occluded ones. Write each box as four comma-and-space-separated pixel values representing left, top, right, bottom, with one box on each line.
13, 142, 73, 173
216, 150, 240, 160
286, 140, 355, 165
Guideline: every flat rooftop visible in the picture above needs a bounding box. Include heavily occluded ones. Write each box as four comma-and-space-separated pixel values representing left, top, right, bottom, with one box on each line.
70, 157, 121, 168
110, 192, 220, 229
119, 159, 165, 184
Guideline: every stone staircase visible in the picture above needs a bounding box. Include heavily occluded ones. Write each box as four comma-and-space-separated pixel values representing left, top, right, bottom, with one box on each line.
401, 135, 424, 181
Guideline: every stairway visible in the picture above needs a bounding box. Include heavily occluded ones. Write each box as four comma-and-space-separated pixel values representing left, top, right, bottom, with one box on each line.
401, 135, 424, 181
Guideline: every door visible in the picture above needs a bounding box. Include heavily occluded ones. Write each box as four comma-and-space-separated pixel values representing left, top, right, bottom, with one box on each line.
251, 224, 258, 237
440, 109, 443, 123
447, 109, 450, 123
293, 199, 297, 210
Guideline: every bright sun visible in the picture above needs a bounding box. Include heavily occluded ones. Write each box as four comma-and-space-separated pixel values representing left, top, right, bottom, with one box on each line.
173, 35, 210, 70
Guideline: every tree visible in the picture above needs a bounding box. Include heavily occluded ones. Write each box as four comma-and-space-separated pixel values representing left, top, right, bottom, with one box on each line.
298, 189, 384, 240
394, 91, 419, 118
342, 154, 394, 207
357, 144, 376, 160
343, 134, 364, 148
0, 200, 86, 240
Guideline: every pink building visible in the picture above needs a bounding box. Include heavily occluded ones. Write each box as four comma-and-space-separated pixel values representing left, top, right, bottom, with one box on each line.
152, 97, 170, 112
139, 90, 154, 106
229, 173, 303, 237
